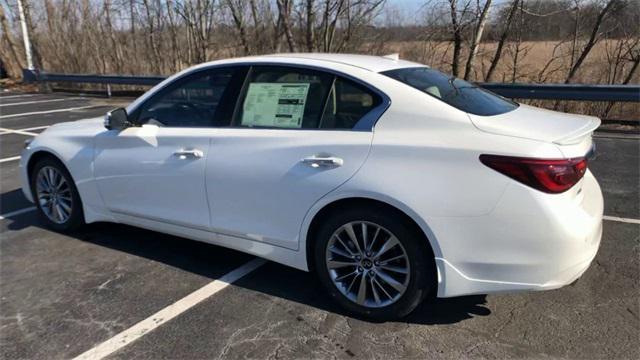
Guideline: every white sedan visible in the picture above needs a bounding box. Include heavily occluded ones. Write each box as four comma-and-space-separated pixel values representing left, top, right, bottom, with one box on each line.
20, 54, 603, 319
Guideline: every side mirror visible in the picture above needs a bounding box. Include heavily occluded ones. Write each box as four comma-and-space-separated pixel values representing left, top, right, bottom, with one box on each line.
104, 108, 132, 130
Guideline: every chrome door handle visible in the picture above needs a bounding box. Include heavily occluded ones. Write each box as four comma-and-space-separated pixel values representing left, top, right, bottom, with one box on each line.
173, 149, 204, 159
302, 156, 344, 168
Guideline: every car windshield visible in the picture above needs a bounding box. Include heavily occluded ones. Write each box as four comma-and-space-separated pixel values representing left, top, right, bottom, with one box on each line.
382, 67, 518, 116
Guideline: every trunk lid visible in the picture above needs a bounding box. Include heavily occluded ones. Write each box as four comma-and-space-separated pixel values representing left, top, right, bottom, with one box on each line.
468, 104, 601, 145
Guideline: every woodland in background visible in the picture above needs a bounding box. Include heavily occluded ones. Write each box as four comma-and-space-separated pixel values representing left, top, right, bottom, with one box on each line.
1, 0, 639, 119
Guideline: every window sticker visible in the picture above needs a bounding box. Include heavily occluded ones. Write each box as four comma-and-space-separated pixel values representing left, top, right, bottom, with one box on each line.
241, 83, 311, 128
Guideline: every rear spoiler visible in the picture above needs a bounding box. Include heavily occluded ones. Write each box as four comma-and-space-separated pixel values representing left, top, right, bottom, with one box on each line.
553, 117, 601, 145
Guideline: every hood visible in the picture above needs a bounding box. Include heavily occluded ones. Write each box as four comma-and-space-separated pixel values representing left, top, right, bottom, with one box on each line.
45, 117, 104, 133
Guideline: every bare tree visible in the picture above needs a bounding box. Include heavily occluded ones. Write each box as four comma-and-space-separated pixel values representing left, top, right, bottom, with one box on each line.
0, 2, 24, 77
536, 40, 568, 82
485, 0, 519, 81
448, 0, 463, 76
463, 0, 492, 80
226, 0, 251, 55
277, 0, 297, 52
165, 0, 180, 72
507, 0, 530, 83
20, 0, 41, 68
321, 0, 345, 52
565, 0, 620, 83
305, 0, 316, 51
103, 0, 123, 73
603, 37, 640, 116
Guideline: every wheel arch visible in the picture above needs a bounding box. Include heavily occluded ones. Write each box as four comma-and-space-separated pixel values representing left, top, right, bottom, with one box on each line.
302, 195, 442, 274
26, 150, 75, 198
27, 150, 66, 181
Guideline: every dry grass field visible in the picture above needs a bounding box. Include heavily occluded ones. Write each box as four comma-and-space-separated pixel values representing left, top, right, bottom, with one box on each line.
379, 40, 637, 83
371, 40, 639, 121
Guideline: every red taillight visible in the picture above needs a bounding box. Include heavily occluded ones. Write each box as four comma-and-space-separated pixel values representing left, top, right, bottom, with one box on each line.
479, 154, 588, 194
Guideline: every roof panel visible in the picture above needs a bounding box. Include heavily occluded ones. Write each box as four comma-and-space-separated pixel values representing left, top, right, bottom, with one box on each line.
263, 53, 425, 72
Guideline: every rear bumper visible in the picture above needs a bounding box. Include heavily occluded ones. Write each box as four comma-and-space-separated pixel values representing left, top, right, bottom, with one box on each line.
431, 170, 603, 298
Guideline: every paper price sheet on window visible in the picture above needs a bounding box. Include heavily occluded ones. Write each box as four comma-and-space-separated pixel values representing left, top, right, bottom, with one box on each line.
241, 83, 311, 128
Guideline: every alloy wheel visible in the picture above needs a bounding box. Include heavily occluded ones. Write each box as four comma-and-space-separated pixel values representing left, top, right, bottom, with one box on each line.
35, 166, 73, 224
325, 221, 411, 308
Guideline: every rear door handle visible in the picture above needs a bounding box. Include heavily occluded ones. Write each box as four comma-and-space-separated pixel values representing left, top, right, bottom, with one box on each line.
302, 156, 343, 168
173, 149, 204, 159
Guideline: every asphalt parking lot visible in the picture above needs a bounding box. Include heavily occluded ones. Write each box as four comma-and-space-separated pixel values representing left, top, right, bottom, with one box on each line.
1, 92, 638, 359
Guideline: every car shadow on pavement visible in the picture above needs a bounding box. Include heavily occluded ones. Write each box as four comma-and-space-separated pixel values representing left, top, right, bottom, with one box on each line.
0, 189, 33, 215
4, 213, 491, 325
232, 260, 491, 325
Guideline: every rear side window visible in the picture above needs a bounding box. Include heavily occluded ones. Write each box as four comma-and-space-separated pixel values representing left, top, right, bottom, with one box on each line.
382, 67, 518, 116
234, 66, 382, 130
235, 66, 333, 129
320, 78, 381, 129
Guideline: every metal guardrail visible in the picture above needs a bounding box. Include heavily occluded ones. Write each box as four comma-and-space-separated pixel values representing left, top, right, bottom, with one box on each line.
22, 69, 640, 102
23, 69, 164, 86
478, 83, 640, 102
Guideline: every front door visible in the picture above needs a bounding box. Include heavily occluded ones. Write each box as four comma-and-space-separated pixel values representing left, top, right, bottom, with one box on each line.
94, 127, 213, 229
94, 67, 244, 230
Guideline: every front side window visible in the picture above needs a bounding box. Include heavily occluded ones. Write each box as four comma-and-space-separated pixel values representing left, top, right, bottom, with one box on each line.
382, 67, 518, 116
234, 66, 382, 130
136, 68, 237, 127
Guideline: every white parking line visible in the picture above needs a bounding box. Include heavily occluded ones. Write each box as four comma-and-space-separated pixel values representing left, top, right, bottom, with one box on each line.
603, 215, 640, 225
0, 98, 80, 107
0, 94, 35, 100
0, 125, 50, 137
72, 258, 266, 360
0, 127, 39, 136
0, 206, 36, 220
16, 125, 50, 132
0, 105, 99, 119
0, 156, 21, 163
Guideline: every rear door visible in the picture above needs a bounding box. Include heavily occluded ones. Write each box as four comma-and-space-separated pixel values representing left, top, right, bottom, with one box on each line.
205, 65, 387, 250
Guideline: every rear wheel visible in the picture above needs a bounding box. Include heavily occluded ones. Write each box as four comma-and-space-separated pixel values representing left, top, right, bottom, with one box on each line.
313, 206, 434, 320
30, 157, 84, 231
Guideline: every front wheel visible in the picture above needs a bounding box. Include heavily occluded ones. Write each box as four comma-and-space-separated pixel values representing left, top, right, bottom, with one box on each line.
30, 157, 85, 231
313, 206, 434, 320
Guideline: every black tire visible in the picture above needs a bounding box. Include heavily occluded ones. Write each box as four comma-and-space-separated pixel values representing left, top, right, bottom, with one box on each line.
30, 156, 85, 231
313, 205, 435, 320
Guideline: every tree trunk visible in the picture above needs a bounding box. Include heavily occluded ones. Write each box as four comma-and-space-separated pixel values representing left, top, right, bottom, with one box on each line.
0, 4, 25, 77
565, 0, 619, 83
249, 0, 264, 52
277, 0, 297, 52
21, 0, 42, 69
226, 0, 251, 55
165, 0, 180, 72
129, 0, 137, 56
306, 0, 316, 51
464, 0, 492, 80
485, 0, 518, 82
103, 0, 123, 73
449, 0, 462, 77
141, 0, 161, 74
325, 0, 346, 52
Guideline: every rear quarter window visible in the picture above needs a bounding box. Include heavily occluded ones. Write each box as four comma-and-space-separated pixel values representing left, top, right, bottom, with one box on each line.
382, 67, 518, 116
